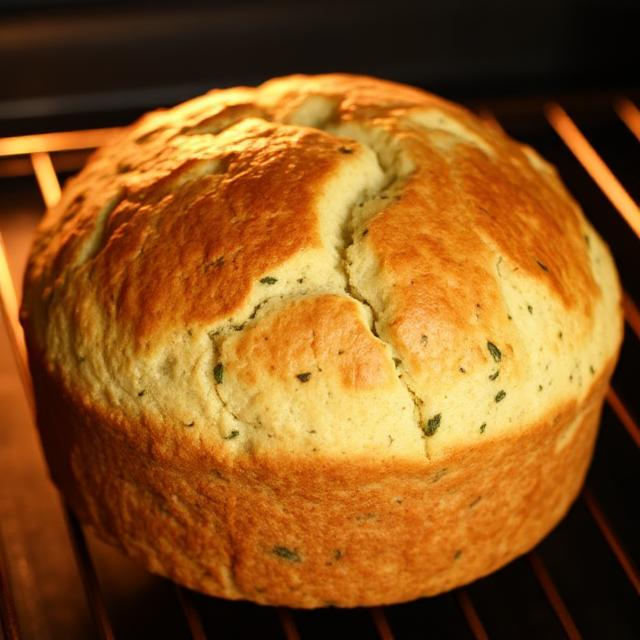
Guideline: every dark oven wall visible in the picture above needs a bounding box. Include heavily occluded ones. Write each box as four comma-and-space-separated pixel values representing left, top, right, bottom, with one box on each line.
0, 0, 638, 135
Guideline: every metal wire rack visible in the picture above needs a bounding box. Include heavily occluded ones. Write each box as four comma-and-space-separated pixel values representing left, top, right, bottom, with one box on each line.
0, 96, 638, 640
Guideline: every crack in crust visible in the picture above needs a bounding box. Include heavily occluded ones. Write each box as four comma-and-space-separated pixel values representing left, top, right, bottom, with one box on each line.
192, 114, 429, 448
331, 140, 427, 448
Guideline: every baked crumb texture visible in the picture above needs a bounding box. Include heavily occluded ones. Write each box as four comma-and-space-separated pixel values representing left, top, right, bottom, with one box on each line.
22, 74, 623, 607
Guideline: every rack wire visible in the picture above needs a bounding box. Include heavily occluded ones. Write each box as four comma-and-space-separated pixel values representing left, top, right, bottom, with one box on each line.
0, 96, 638, 639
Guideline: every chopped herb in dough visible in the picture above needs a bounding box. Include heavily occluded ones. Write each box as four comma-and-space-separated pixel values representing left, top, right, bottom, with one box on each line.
489, 370, 500, 380
431, 468, 448, 483
454, 550, 462, 560
487, 341, 502, 362
480, 423, 486, 434
273, 546, 301, 563
260, 276, 278, 285
495, 390, 506, 403
296, 372, 312, 382
536, 260, 549, 272
223, 430, 239, 440
214, 363, 224, 384
423, 414, 441, 436
527, 305, 533, 314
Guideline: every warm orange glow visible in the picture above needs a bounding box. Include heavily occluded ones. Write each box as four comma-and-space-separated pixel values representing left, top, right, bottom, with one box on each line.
528, 553, 581, 640
622, 290, 640, 341
456, 590, 488, 640
476, 109, 505, 134
0, 232, 33, 410
606, 387, 640, 448
175, 587, 207, 640
615, 98, 640, 143
0, 127, 121, 158
62, 507, 116, 640
370, 608, 395, 640
583, 489, 640, 595
31, 152, 62, 208
276, 608, 300, 640
545, 103, 640, 239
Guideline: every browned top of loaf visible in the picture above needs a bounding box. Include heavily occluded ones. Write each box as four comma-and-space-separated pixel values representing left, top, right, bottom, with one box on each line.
22, 73, 621, 461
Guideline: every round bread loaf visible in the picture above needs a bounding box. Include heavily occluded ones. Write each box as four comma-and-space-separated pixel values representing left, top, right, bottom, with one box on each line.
21, 74, 623, 607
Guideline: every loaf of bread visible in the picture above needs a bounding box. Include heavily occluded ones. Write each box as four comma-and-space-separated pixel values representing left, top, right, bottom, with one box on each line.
21, 74, 623, 607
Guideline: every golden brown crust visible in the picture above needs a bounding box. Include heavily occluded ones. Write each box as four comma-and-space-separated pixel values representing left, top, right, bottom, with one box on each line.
231, 295, 394, 390
30, 350, 615, 607
21, 73, 623, 606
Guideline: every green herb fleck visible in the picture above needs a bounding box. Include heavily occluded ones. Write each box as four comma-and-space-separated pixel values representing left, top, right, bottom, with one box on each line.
487, 341, 502, 362
421, 335, 429, 346
536, 260, 549, 272
223, 430, 239, 440
214, 363, 224, 384
431, 468, 448, 483
527, 305, 533, 314
507, 314, 513, 321
423, 413, 441, 436
393, 357, 402, 368
589, 365, 595, 375
117, 161, 133, 174
495, 390, 506, 403
273, 546, 301, 563
538, 384, 543, 392
480, 423, 486, 434
454, 550, 462, 560
137, 390, 145, 397
558, 331, 563, 339
489, 369, 500, 380
459, 367, 466, 373
296, 372, 312, 382
260, 276, 278, 285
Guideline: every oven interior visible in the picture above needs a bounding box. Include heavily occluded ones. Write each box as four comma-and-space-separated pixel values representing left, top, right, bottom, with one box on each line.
0, 3, 638, 638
